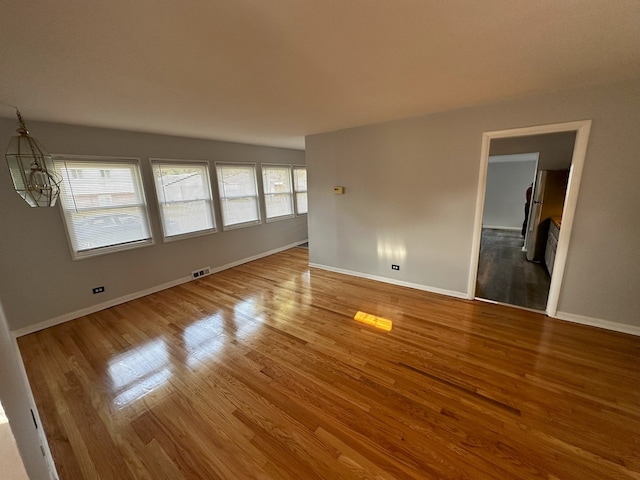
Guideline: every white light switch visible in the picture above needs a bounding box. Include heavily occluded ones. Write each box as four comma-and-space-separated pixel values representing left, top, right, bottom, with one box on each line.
333, 186, 344, 194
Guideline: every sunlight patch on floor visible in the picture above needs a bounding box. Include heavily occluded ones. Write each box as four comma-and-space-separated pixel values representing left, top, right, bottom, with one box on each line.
354, 311, 393, 331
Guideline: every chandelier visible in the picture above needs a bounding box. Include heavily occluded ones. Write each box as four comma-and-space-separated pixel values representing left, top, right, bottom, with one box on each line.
5, 109, 61, 207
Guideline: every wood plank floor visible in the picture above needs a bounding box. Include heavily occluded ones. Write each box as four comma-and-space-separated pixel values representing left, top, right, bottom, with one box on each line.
18, 248, 640, 479
476, 228, 551, 310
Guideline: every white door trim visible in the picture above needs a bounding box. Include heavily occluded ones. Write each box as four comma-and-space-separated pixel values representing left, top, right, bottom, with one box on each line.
467, 120, 592, 318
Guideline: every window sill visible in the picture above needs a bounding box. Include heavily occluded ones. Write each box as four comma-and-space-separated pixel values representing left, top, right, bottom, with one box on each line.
221, 220, 262, 231
162, 228, 217, 243
71, 238, 155, 260
265, 214, 295, 223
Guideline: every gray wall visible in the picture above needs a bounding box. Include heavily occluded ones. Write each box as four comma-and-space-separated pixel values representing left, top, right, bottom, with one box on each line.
306, 78, 640, 327
0, 121, 307, 331
483, 159, 537, 229
0, 302, 52, 479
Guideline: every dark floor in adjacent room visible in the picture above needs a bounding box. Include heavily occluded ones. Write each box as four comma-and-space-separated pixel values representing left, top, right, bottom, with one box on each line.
476, 228, 550, 311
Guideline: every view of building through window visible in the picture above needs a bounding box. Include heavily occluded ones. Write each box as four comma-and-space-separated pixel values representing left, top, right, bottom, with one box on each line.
55, 158, 152, 258
152, 162, 216, 238
262, 164, 294, 220
293, 166, 308, 214
53, 157, 305, 257
216, 163, 261, 228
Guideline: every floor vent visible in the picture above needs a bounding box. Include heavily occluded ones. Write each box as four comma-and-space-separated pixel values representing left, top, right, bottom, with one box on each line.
192, 267, 211, 279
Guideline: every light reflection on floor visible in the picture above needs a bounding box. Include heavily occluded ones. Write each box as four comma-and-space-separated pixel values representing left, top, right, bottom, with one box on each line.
299, 271, 312, 303
183, 314, 227, 368
232, 298, 263, 339
108, 338, 171, 409
107, 297, 274, 408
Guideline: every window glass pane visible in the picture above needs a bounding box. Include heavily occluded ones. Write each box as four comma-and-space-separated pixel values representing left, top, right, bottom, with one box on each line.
218, 165, 258, 198
293, 166, 308, 214
69, 207, 148, 251
152, 162, 215, 238
221, 197, 260, 226
161, 201, 213, 237
263, 166, 291, 195
55, 158, 152, 257
265, 193, 293, 218
262, 165, 293, 219
293, 167, 307, 192
295, 192, 308, 214
216, 164, 260, 227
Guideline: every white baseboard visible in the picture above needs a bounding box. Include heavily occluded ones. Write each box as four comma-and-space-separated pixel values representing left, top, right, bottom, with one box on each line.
308, 263, 639, 337
13, 276, 192, 337
482, 225, 522, 231
18, 241, 635, 339
308, 263, 468, 300
208, 240, 308, 275
13, 240, 307, 338
554, 311, 640, 336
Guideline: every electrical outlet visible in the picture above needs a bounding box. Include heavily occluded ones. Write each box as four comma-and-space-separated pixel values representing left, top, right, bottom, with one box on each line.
192, 267, 212, 279
391, 265, 400, 271
92, 286, 105, 294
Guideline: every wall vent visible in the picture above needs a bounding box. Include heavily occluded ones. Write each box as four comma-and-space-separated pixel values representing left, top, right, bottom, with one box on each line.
192, 267, 211, 279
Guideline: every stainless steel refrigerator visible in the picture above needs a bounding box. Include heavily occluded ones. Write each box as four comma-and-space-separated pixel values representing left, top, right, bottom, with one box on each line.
524, 170, 569, 262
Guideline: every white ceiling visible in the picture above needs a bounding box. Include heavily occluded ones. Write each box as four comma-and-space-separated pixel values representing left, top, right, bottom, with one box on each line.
1, 1, 639, 150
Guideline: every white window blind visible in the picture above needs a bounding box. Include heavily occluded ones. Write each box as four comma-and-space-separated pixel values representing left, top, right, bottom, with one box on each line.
262, 164, 294, 220
152, 161, 216, 239
293, 166, 308, 215
216, 163, 261, 228
54, 157, 152, 258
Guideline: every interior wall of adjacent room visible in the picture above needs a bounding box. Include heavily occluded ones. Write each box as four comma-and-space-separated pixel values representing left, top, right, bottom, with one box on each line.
482, 158, 537, 230
0, 121, 307, 331
306, 78, 640, 328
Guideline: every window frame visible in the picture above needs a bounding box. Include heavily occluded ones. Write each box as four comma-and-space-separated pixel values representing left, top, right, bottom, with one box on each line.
261, 163, 295, 223
292, 165, 308, 216
215, 162, 262, 231
53, 154, 154, 260
150, 158, 217, 242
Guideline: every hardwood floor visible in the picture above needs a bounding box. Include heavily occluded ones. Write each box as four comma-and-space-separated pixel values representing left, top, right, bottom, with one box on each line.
476, 228, 551, 310
18, 248, 640, 479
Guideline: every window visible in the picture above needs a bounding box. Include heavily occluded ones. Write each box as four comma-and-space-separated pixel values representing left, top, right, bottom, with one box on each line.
54, 156, 152, 259
215, 163, 261, 229
152, 160, 216, 240
262, 164, 294, 221
293, 166, 308, 215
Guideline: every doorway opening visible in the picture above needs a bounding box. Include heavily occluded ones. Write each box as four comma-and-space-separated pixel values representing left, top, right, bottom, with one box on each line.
468, 120, 592, 317
476, 151, 546, 310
